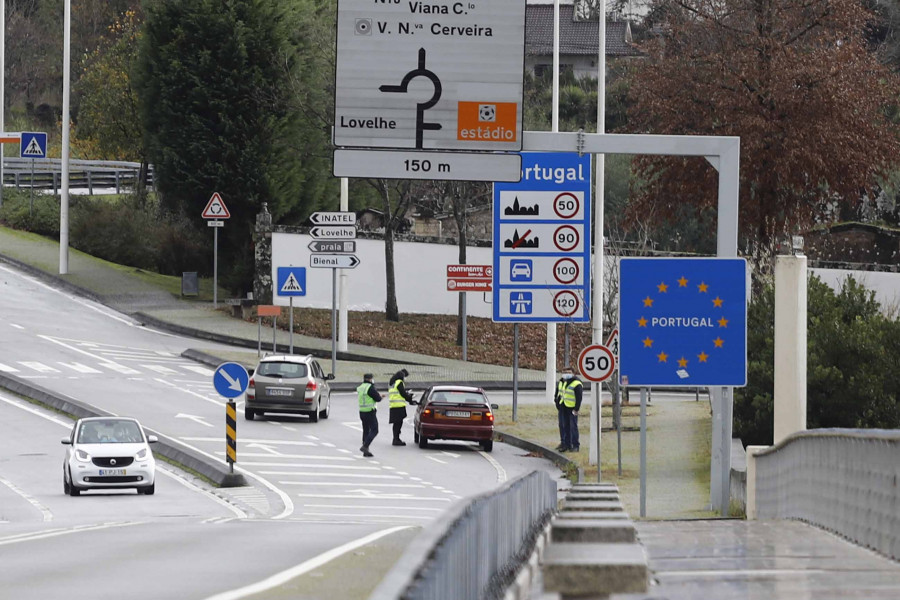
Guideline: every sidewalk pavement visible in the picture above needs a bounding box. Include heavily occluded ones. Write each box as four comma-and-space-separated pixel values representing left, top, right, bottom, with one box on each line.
0, 226, 546, 388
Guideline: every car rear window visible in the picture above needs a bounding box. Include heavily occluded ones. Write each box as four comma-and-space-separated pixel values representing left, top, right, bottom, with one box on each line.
429, 391, 487, 405
256, 361, 308, 379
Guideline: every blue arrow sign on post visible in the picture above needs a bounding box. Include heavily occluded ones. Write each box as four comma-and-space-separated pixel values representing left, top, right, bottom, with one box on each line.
213, 362, 249, 398
20, 132, 47, 158
619, 257, 747, 387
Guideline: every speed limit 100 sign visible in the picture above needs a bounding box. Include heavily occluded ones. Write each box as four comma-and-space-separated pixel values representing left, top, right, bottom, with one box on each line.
578, 344, 616, 382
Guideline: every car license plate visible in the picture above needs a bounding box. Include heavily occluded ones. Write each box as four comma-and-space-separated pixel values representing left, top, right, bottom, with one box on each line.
99, 469, 126, 476
446, 410, 471, 418
268, 388, 293, 397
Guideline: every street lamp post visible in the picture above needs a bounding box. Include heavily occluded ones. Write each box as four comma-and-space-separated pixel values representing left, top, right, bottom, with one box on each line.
60, 0, 71, 274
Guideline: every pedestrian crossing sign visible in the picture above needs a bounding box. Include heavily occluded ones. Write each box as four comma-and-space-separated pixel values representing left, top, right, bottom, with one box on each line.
20, 132, 47, 159
276, 267, 306, 297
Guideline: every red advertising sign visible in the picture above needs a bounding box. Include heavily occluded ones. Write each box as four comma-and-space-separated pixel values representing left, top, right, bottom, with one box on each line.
447, 279, 492, 292
446, 264, 493, 278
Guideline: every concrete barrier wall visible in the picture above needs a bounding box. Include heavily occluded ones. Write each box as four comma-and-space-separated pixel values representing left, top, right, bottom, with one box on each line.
753, 429, 900, 560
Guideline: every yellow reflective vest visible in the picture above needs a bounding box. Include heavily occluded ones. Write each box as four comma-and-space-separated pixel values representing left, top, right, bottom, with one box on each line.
389, 381, 407, 409
559, 378, 582, 408
358, 382, 376, 412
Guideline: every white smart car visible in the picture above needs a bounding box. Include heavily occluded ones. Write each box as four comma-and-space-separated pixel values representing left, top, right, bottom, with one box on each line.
62, 417, 158, 496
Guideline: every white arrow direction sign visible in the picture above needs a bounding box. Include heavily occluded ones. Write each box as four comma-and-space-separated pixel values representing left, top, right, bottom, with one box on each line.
309, 226, 356, 240
310, 254, 360, 269
175, 413, 214, 428
310, 212, 357, 226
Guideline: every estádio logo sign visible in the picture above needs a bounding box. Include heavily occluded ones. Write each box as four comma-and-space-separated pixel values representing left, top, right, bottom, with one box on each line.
457, 101, 517, 142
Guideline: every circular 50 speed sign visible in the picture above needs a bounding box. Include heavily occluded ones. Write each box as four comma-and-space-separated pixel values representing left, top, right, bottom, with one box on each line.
577, 344, 616, 382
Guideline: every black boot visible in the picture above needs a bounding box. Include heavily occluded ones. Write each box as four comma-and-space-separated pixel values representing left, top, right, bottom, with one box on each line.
392, 439, 406, 446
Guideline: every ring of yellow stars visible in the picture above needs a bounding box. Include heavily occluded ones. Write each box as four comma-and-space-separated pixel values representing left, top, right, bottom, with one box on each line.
677, 276, 688, 287
638, 317, 648, 327
713, 297, 723, 307
643, 296, 654, 307
718, 316, 729, 328
643, 337, 653, 347
657, 351, 668, 363
697, 282, 709, 292
657, 282, 668, 293
678, 357, 688, 367
714, 337, 724, 348
698, 351, 709, 362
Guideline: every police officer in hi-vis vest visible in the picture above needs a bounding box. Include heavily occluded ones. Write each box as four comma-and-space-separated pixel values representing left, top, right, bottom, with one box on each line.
388, 369, 416, 446
554, 366, 584, 452
357, 373, 382, 457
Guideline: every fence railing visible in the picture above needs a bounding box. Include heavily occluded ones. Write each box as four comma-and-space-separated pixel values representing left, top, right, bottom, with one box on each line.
754, 429, 900, 560
369, 470, 557, 600
1, 157, 153, 195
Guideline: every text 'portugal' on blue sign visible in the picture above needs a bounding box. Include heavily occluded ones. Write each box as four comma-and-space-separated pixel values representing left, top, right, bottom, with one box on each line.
619, 258, 747, 387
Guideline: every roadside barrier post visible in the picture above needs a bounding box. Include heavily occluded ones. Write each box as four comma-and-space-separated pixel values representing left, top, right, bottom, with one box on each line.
226, 400, 237, 473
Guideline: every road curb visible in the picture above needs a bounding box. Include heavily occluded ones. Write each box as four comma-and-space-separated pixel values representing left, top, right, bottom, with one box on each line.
494, 429, 585, 483
0, 251, 105, 305
0, 371, 246, 488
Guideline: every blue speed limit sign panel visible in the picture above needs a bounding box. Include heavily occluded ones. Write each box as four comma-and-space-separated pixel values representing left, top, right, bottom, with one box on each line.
213, 362, 249, 398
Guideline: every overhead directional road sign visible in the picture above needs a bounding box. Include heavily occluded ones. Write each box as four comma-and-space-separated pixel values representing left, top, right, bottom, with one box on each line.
213, 362, 249, 399
311, 254, 360, 269
493, 152, 591, 322
619, 258, 748, 387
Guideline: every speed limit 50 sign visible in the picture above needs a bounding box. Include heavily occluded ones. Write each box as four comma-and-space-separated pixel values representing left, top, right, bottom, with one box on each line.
578, 344, 616, 382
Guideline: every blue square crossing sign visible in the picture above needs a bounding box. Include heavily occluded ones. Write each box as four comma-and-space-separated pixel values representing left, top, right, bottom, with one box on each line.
619, 258, 747, 387
20, 132, 47, 159
276, 266, 306, 297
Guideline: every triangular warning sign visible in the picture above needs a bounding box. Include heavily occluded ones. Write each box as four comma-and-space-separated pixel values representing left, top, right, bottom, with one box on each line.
23, 137, 44, 157
202, 192, 230, 219
280, 273, 303, 293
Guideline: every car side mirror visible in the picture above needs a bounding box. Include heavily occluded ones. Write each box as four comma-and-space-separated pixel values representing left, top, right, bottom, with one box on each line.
490, 404, 499, 409
61, 438, 71, 445
326, 373, 335, 380
147, 435, 159, 444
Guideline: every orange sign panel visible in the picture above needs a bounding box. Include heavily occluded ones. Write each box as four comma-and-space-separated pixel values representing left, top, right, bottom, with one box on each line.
456, 102, 518, 143
256, 305, 281, 317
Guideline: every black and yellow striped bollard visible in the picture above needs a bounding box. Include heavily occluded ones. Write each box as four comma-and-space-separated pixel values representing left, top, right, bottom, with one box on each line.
226, 400, 237, 472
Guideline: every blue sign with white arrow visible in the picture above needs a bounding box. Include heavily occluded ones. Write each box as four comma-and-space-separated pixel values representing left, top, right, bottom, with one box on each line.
20, 132, 47, 159
213, 362, 250, 398
276, 266, 306, 297
619, 258, 747, 387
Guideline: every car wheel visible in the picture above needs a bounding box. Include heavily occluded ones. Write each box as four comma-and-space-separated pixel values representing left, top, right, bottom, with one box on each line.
245, 406, 255, 421
140, 483, 155, 496
320, 396, 330, 419
480, 440, 493, 453
309, 404, 319, 422
67, 469, 81, 496
63, 473, 70, 495
418, 434, 428, 449
414, 430, 420, 443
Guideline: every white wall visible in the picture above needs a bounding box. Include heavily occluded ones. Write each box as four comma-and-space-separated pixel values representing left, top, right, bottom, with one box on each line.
811, 268, 900, 312
272, 233, 495, 318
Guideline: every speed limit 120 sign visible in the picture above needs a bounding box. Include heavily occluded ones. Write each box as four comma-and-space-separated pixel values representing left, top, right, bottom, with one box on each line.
578, 344, 616, 382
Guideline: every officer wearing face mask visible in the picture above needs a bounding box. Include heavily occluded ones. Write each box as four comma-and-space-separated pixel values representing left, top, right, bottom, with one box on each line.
555, 366, 583, 452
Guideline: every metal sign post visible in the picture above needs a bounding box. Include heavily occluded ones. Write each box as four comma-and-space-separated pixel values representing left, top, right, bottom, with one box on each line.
332, 268, 338, 375
640, 387, 648, 517
212, 362, 249, 474
512, 324, 519, 422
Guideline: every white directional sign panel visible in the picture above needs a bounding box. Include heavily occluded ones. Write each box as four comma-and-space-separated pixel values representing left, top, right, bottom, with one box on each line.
493, 152, 591, 322
309, 240, 357, 253
310, 211, 357, 226
310, 254, 360, 269
334, 149, 522, 182
310, 226, 357, 240
334, 0, 525, 153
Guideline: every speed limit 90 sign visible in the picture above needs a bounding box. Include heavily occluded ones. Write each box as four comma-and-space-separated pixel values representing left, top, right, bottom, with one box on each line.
578, 344, 616, 382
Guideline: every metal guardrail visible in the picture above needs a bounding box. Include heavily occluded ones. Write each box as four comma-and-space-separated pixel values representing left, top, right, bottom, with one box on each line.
369, 470, 557, 600
754, 429, 900, 560
1, 157, 153, 194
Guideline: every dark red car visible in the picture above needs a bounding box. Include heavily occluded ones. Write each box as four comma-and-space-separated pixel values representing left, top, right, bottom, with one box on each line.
413, 385, 499, 452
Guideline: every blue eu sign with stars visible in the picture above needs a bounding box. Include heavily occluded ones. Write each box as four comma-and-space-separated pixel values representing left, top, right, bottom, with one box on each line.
619, 258, 747, 387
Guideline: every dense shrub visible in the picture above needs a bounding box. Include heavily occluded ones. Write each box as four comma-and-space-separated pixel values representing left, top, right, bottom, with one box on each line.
0, 190, 61, 236
735, 275, 900, 446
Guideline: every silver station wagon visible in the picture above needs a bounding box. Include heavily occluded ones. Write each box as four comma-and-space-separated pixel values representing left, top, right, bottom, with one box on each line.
245, 355, 333, 422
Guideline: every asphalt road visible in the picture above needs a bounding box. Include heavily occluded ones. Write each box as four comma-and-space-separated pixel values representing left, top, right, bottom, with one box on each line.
0, 264, 565, 599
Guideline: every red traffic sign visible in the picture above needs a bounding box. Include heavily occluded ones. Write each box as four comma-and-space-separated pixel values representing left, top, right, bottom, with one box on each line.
578, 344, 616, 382
202, 192, 230, 219
447, 278, 492, 292
446, 264, 492, 278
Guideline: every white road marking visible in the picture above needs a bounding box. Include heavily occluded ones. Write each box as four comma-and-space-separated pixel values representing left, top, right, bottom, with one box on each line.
238, 462, 380, 470
99, 361, 141, 375
282, 426, 297, 432
304, 504, 442, 512
9, 323, 24, 330
142, 365, 179, 374
183, 365, 215, 376
259, 471, 402, 479
156, 467, 247, 519
441, 451, 461, 458
215, 452, 354, 461
0, 363, 19, 373
200, 526, 412, 600
279, 482, 425, 488
58, 362, 102, 374
426, 456, 448, 464
305, 435, 320, 441
176, 413, 215, 428
479, 449, 508, 483
294, 493, 451, 502
0, 476, 53, 522
0, 521, 142, 547
18, 361, 59, 373
154, 377, 223, 407
300, 511, 432, 521
182, 437, 316, 446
